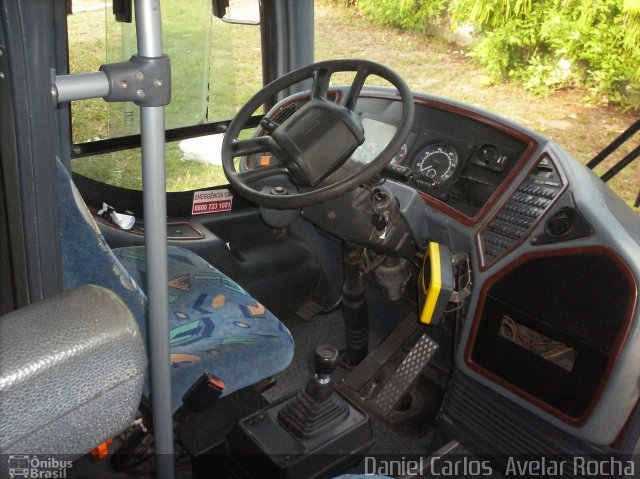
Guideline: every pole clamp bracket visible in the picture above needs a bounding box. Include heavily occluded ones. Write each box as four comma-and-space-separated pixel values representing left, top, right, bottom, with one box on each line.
100, 54, 171, 107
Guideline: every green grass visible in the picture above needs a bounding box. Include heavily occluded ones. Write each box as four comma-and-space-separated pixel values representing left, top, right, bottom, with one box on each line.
69, 0, 261, 191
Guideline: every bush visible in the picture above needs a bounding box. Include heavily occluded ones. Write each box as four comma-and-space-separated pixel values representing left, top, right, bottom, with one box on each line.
354, 0, 448, 31
344, 0, 640, 109
453, 0, 640, 109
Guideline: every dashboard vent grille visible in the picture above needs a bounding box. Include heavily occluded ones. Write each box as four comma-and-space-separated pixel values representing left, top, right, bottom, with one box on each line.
480, 156, 564, 267
441, 372, 611, 464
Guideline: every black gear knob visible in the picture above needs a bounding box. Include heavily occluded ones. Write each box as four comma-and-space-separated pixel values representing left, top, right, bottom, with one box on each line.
314, 344, 339, 378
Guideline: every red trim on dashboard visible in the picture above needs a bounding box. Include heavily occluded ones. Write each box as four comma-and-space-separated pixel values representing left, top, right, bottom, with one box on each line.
363, 93, 539, 226
256, 90, 538, 225
612, 398, 639, 449
463, 246, 638, 428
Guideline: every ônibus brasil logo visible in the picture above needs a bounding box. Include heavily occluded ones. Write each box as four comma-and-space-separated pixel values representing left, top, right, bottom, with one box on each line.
7, 455, 72, 478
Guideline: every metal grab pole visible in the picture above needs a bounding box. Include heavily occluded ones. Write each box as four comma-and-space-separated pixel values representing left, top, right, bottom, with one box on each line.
134, 0, 174, 477
54, 72, 109, 103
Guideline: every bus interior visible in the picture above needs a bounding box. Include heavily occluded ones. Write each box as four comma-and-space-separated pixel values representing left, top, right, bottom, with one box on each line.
0, 1, 639, 478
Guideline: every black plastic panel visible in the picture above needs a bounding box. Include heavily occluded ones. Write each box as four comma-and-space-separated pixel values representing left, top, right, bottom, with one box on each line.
472, 296, 607, 418
470, 252, 632, 420
480, 156, 564, 266
440, 371, 613, 457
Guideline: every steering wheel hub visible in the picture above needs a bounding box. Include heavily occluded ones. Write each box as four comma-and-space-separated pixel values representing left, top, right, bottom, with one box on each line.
271, 100, 365, 186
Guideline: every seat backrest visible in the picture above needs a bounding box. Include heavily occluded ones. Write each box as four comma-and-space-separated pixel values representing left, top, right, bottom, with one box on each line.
0, 284, 146, 455
56, 160, 147, 336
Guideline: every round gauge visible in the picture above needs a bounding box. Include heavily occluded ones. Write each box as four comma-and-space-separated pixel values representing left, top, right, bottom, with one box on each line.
392, 143, 408, 164
473, 144, 509, 172
412, 143, 459, 187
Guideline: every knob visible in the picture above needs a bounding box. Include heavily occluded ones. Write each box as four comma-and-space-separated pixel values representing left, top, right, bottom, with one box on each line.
314, 344, 339, 378
278, 343, 348, 438
546, 209, 574, 237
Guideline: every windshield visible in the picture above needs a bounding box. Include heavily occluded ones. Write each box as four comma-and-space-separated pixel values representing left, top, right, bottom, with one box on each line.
68, 0, 638, 208
314, 0, 639, 210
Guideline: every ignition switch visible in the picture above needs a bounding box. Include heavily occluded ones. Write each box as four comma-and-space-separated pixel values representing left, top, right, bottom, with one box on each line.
371, 187, 393, 234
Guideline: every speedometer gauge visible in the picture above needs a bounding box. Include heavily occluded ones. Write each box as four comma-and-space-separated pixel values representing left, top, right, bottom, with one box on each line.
412, 143, 459, 187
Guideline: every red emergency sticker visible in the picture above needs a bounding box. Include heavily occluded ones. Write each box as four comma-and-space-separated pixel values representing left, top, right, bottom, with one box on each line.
192, 189, 233, 215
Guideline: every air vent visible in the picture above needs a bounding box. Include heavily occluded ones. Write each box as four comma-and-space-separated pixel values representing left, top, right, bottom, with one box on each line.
479, 155, 564, 267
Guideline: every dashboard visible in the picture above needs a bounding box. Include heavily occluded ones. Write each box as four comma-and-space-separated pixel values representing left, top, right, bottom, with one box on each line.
350, 105, 530, 219
256, 88, 640, 451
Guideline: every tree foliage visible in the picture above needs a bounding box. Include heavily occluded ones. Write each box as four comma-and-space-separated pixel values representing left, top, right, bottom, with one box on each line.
353, 0, 448, 30
350, 0, 640, 109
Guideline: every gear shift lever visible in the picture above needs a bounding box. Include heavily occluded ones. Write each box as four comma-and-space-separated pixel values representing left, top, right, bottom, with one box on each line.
310, 345, 340, 401
278, 345, 348, 439
316, 344, 339, 374
229, 346, 374, 477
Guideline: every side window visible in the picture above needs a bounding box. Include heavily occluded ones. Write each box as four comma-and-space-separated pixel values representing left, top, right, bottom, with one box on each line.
67, 0, 262, 191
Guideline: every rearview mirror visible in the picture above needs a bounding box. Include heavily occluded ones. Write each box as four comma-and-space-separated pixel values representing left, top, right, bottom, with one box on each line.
213, 0, 260, 25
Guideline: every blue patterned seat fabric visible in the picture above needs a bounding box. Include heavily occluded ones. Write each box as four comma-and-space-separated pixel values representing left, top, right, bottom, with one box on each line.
113, 245, 294, 408
57, 160, 294, 410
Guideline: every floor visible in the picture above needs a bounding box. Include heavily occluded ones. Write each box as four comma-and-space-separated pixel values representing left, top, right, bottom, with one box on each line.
269, 291, 433, 458
74, 280, 430, 478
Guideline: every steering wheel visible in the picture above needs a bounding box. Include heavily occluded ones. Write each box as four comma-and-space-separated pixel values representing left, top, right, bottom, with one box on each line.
221, 59, 415, 208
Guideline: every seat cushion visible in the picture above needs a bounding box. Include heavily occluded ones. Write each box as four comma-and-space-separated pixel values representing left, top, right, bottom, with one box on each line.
57, 160, 293, 410
113, 245, 294, 409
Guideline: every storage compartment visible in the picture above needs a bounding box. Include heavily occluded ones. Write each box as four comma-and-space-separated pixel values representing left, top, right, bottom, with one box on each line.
469, 251, 634, 420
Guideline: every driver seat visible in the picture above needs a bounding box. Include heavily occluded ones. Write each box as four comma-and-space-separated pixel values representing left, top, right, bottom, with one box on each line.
56, 160, 294, 410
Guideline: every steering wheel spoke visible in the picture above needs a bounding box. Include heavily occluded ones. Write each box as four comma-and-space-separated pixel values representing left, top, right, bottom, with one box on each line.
236, 165, 289, 184
231, 136, 275, 157
311, 67, 332, 101
342, 67, 369, 110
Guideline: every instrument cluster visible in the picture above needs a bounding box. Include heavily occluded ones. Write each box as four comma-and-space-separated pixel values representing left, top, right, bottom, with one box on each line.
391, 126, 519, 218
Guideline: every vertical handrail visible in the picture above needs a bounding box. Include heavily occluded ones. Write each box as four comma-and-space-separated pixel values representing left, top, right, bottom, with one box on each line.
55, 1, 174, 475
133, 0, 175, 477
51, 0, 174, 472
